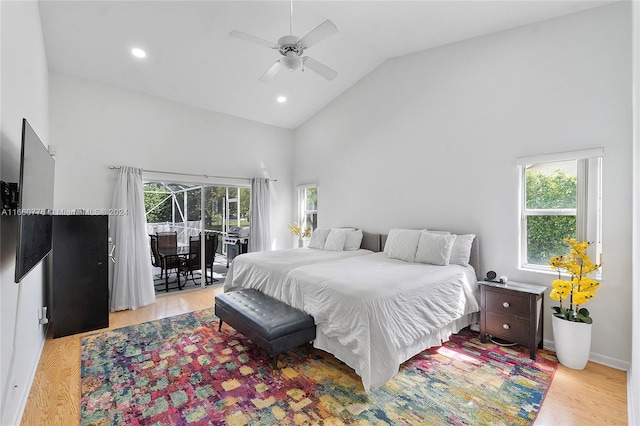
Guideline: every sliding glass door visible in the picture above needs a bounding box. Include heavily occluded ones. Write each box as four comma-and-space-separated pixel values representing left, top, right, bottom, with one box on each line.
202, 186, 250, 232
144, 182, 202, 245
143, 181, 250, 285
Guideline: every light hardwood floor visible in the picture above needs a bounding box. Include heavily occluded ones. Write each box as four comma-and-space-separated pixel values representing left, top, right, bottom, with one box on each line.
21, 287, 628, 425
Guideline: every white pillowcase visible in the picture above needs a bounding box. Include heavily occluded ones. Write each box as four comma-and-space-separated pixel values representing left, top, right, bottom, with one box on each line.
324, 229, 348, 251
343, 229, 363, 251
415, 231, 456, 266
449, 234, 476, 266
308, 228, 330, 249
384, 228, 423, 262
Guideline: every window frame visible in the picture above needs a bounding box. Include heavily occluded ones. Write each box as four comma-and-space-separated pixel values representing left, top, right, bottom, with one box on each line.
296, 183, 318, 236
518, 149, 603, 275
143, 179, 251, 243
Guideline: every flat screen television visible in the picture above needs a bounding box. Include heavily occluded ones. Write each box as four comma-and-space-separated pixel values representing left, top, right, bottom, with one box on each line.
14, 118, 55, 283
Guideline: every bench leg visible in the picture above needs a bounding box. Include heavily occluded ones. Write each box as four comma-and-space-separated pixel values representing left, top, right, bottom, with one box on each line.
218, 319, 223, 332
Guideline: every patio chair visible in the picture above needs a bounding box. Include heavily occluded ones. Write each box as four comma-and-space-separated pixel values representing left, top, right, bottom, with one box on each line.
149, 234, 163, 278
156, 231, 178, 251
204, 232, 219, 285
180, 235, 201, 286
155, 231, 180, 287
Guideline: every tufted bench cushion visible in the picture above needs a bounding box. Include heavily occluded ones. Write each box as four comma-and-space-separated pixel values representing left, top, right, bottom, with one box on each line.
214, 288, 316, 366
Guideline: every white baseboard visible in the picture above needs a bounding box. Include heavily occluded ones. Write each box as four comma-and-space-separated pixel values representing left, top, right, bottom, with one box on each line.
628, 370, 638, 426
10, 324, 48, 426
543, 338, 630, 371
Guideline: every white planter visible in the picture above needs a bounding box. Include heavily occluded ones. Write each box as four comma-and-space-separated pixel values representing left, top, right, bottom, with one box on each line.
297, 238, 304, 248
552, 314, 592, 370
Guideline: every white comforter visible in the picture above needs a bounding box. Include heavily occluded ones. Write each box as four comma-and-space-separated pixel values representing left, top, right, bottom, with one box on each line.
223, 248, 373, 298
246, 252, 479, 391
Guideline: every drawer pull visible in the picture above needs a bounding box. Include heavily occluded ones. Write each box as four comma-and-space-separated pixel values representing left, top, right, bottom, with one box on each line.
502, 323, 510, 330
502, 302, 510, 308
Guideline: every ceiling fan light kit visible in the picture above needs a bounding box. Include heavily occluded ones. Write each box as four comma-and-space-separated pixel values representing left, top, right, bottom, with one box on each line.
282, 52, 301, 72
230, 2, 338, 82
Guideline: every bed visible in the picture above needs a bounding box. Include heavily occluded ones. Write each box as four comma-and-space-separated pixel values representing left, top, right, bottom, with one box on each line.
222, 228, 480, 391
223, 230, 381, 298
282, 252, 479, 390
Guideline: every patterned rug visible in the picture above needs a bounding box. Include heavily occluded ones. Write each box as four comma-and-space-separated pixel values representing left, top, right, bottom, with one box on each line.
81, 309, 557, 425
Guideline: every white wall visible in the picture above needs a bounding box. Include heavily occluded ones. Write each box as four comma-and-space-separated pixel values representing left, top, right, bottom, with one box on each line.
49, 73, 294, 250
0, 1, 50, 424
295, 3, 632, 368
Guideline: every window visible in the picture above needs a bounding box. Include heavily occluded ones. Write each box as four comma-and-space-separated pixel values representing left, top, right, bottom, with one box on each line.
297, 184, 318, 233
518, 149, 602, 271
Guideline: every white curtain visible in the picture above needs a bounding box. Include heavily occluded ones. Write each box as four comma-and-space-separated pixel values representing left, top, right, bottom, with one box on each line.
110, 166, 155, 311
248, 178, 271, 252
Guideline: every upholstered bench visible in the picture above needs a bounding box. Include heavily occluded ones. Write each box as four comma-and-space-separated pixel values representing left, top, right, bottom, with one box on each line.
214, 288, 316, 367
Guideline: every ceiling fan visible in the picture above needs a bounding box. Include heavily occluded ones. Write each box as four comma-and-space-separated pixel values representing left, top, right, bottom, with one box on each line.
229, 1, 338, 82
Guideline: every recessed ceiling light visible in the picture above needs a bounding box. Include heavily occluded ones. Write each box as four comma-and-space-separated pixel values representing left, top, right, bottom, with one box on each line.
277, 96, 287, 103
131, 48, 146, 58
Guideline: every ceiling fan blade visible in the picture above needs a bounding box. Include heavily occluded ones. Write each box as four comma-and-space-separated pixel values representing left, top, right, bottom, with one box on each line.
302, 57, 338, 81
298, 19, 338, 49
229, 30, 278, 49
259, 60, 282, 82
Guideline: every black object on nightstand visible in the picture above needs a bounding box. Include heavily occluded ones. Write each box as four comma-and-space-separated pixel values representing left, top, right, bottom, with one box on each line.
479, 280, 546, 360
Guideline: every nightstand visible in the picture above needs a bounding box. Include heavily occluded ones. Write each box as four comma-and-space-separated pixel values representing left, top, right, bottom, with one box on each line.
479, 280, 546, 360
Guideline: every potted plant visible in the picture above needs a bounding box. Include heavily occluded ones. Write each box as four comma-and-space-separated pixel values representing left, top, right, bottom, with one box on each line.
548, 238, 601, 369
288, 223, 311, 247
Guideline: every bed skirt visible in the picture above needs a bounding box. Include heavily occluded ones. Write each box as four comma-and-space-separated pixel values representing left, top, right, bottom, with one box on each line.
313, 312, 480, 391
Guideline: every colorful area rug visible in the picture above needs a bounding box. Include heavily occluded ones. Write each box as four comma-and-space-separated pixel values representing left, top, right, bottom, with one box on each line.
81, 309, 557, 425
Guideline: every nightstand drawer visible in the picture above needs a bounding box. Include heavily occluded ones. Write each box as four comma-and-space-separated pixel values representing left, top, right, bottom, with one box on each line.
485, 290, 530, 319
485, 312, 530, 343
479, 280, 546, 360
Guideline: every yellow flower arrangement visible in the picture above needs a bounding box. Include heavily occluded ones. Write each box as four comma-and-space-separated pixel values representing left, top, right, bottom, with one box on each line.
548, 238, 601, 324
288, 222, 311, 239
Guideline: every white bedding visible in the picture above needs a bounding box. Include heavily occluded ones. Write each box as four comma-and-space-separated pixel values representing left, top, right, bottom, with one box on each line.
223, 247, 373, 299
236, 252, 480, 391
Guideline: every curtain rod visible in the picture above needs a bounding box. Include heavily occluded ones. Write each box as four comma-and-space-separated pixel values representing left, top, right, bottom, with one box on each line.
108, 165, 277, 182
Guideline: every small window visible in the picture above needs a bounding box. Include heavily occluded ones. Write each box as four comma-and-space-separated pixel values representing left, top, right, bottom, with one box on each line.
297, 184, 317, 233
518, 149, 602, 271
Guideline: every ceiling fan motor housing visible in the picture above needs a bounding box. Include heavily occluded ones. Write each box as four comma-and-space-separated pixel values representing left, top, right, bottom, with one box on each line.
277, 35, 303, 71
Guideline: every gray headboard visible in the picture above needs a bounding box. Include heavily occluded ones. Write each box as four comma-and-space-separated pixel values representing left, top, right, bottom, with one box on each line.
378, 232, 480, 280
360, 231, 383, 252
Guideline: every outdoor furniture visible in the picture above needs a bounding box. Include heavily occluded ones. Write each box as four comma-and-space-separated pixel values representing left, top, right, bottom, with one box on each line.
157, 246, 189, 292
154, 232, 181, 292
156, 231, 178, 251
180, 232, 221, 286
180, 235, 201, 285
204, 232, 219, 285
149, 235, 163, 277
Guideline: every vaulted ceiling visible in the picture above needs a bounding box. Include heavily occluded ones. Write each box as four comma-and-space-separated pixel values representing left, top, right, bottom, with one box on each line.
39, 1, 614, 129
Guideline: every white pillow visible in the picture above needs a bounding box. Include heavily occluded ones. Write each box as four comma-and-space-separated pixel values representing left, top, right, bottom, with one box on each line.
308, 228, 330, 249
415, 231, 456, 266
324, 229, 348, 251
343, 229, 363, 251
449, 234, 476, 266
384, 228, 423, 262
